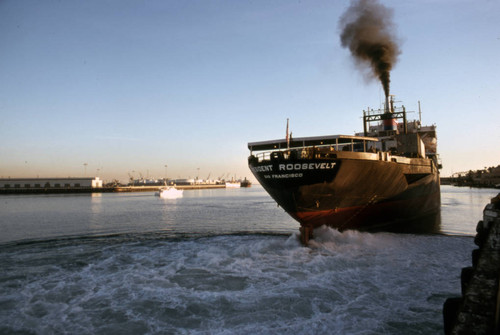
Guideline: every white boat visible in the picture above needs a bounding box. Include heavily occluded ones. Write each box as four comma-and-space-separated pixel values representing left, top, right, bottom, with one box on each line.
225, 182, 241, 188
155, 186, 183, 199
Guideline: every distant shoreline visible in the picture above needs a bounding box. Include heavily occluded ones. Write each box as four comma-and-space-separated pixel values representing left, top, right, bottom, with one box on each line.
0, 184, 231, 195
440, 177, 500, 189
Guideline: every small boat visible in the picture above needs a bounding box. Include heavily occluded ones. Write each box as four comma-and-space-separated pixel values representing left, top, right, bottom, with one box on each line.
155, 186, 183, 199
225, 181, 241, 188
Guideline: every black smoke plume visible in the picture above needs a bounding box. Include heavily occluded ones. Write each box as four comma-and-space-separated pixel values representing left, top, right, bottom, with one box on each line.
339, 0, 400, 98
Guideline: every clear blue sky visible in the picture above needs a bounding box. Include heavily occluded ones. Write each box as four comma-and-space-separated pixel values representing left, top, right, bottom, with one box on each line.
1, 0, 499, 182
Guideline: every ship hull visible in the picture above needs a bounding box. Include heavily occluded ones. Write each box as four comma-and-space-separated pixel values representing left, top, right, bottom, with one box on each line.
249, 154, 441, 233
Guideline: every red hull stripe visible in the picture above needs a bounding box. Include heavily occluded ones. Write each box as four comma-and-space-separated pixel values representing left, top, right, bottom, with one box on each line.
291, 192, 440, 231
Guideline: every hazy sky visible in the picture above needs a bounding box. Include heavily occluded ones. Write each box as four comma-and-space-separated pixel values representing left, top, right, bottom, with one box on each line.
1, 0, 499, 182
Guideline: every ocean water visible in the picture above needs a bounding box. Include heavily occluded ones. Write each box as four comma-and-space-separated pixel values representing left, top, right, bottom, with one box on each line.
0, 185, 498, 334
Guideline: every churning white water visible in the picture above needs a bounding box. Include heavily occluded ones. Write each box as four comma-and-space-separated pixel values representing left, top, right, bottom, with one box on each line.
0, 230, 472, 334
0, 185, 496, 334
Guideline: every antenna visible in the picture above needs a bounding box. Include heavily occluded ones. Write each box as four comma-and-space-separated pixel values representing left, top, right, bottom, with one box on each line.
286, 118, 290, 149
418, 101, 422, 123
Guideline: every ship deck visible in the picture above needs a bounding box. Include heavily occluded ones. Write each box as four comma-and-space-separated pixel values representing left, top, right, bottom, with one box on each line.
248, 134, 379, 152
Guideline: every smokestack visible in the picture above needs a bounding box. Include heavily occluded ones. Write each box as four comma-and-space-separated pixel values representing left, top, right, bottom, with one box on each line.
339, 0, 401, 98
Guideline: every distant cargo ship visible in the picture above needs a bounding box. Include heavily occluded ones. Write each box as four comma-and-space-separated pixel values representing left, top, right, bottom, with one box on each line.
248, 97, 441, 243
240, 178, 252, 188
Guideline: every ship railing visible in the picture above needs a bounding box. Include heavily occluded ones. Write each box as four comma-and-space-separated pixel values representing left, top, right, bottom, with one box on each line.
251, 141, 378, 163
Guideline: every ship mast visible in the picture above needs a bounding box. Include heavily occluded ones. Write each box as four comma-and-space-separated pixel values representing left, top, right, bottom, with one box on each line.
286, 118, 290, 149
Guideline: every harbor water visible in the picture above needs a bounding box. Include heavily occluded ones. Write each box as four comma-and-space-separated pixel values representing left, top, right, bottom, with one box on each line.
0, 185, 498, 334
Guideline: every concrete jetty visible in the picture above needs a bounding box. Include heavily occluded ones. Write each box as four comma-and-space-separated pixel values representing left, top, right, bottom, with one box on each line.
443, 193, 500, 334
0, 177, 250, 194
113, 184, 225, 192
0, 184, 227, 194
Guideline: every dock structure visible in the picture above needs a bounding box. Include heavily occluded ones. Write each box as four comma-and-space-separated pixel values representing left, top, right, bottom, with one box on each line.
0, 177, 105, 194
443, 193, 500, 334
0, 181, 229, 194
113, 184, 225, 192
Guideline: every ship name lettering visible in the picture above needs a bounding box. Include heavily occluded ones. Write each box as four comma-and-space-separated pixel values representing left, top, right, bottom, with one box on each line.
252, 165, 273, 172
278, 162, 336, 171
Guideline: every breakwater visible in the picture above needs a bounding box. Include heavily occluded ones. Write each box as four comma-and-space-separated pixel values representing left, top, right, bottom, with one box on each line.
0, 184, 227, 194
443, 193, 500, 334
114, 184, 225, 192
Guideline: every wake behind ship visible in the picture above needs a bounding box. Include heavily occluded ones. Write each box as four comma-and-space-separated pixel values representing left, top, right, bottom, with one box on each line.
248, 98, 441, 243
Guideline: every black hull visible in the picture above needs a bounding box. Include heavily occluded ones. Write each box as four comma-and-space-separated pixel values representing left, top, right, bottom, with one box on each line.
249, 153, 441, 233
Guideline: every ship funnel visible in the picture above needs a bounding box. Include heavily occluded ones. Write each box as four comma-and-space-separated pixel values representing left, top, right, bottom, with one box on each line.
382, 94, 397, 131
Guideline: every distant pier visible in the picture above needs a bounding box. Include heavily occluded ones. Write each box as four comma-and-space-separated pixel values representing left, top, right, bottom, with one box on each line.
113, 184, 226, 192
0, 184, 229, 194
443, 193, 500, 334
0, 177, 250, 194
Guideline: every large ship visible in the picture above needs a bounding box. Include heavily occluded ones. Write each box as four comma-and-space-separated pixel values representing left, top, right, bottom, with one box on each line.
248, 97, 441, 244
